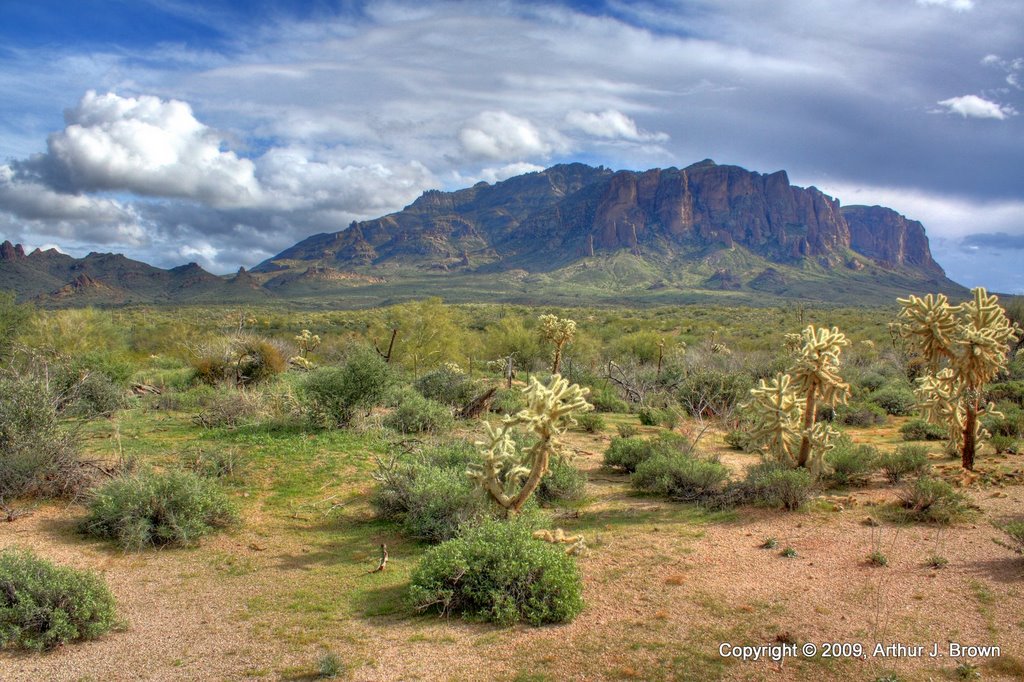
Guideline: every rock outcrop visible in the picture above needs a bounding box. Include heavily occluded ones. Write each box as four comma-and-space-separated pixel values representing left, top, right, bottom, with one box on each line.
842, 205, 943, 276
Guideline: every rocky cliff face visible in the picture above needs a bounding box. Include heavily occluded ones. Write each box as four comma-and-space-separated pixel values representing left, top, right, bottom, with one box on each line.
255, 160, 943, 278
842, 205, 943, 276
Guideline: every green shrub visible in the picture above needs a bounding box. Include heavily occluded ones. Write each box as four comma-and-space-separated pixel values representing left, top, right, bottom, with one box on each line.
986, 380, 1024, 405
317, 651, 344, 679
490, 387, 526, 416
574, 412, 605, 433
299, 347, 393, 426
371, 443, 487, 543
81, 470, 238, 550
742, 461, 814, 511
825, 439, 878, 487
414, 368, 475, 407
631, 452, 730, 502
990, 435, 1019, 454
837, 401, 887, 427
190, 351, 231, 386
724, 428, 758, 452
900, 419, 947, 441
537, 455, 587, 504
1002, 522, 1024, 552
868, 385, 917, 416
587, 385, 629, 413
616, 423, 639, 438
637, 407, 661, 426
0, 549, 117, 651
604, 432, 689, 473
879, 445, 931, 483
981, 404, 1024, 437
675, 369, 752, 418
857, 371, 887, 392
896, 475, 969, 524
383, 393, 454, 434
0, 373, 85, 500
408, 519, 584, 626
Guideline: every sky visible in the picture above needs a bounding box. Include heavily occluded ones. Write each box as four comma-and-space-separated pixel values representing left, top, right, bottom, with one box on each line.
0, 0, 1022, 291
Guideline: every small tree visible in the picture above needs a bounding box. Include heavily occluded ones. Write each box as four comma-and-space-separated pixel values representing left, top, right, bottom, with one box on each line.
467, 374, 591, 516
538, 314, 576, 375
896, 288, 1019, 470
744, 325, 850, 475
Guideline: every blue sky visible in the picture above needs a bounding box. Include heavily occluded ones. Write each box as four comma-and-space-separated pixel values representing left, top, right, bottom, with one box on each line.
0, 0, 1022, 291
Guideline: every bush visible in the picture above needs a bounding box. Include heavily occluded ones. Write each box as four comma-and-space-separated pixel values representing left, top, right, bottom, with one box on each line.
193, 389, 266, 429
825, 439, 878, 487
0, 373, 85, 500
536, 455, 587, 504
0, 549, 117, 651
878, 445, 931, 483
616, 423, 639, 438
414, 368, 475, 407
868, 385, 917, 416
837, 401, 887, 427
986, 380, 1024, 406
408, 519, 584, 626
371, 443, 487, 543
990, 435, 1019, 454
900, 419, 947, 441
742, 462, 813, 511
1002, 522, 1024, 552
81, 470, 238, 550
490, 387, 526, 416
631, 452, 730, 502
587, 385, 629, 413
299, 347, 393, 426
675, 369, 752, 418
234, 338, 288, 387
604, 432, 689, 473
857, 371, 887, 392
896, 476, 969, 524
637, 406, 662, 426
574, 412, 605, 433
383, 392, 454, 434
981, 404, 1024, 438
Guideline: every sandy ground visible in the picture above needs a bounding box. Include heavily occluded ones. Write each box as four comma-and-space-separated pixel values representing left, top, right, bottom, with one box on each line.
2, 428, 1023, 682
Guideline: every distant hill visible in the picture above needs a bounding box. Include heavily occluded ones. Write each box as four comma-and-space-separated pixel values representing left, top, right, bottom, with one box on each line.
2, 160, 966, 307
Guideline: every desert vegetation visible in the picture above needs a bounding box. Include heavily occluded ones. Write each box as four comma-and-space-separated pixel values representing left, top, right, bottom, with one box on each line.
1, 291, 1022, 681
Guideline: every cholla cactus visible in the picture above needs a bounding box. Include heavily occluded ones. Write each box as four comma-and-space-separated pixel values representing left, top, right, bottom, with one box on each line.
897, 287, 1019, 470
468, 374, 591, 516
294, 329, 321, 358
441, 361, 463, 374
743, 325, 850, 475
538, 314, 576, 374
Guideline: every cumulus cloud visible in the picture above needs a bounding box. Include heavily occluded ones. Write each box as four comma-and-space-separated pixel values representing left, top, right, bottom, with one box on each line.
915, 0, 974, 10
565, 109, 668, 142
936, 95, 1016, 119
0, 164, 146, 245
457, 111, 559, 160
38, 91, 261, 208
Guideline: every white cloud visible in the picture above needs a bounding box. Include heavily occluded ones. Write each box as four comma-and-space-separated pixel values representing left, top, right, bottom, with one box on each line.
457, 111, 558, 160
936, 95, 1016, 119
45, 91, 261, 208
565, 109, 668, 142
915, 0, 975, 11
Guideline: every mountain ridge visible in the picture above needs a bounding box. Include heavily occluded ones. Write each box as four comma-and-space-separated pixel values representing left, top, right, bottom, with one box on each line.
2, 160, 966, 307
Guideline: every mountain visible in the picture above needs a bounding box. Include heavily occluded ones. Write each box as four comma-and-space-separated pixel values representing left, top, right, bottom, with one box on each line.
0, 243, 270, 305
253, 160, 963, 305
2, 160, 965, 307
